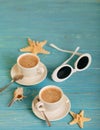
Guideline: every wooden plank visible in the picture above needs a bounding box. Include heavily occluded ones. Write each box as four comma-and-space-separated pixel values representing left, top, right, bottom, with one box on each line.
0, 0, 100, 130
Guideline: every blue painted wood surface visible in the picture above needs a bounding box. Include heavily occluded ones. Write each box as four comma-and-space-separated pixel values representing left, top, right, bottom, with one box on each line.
0, 0, 100, 130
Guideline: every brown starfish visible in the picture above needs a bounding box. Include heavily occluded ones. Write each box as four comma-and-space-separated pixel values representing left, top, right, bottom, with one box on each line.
20, 38, 50, 54
69, 110, 91, 128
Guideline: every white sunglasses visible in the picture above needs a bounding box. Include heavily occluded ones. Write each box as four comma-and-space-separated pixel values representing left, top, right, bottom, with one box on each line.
50, 44, 92, 82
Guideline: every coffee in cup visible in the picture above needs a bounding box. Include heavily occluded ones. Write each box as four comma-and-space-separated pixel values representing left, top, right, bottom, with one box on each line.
19, 54, 39, 68
36, 85, 68, 111
41, 87, 62, 103
17, 53, 44, 77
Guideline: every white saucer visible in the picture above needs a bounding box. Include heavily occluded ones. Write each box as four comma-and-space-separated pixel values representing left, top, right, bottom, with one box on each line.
10, 62, 47, 86
32, 95, 71, 121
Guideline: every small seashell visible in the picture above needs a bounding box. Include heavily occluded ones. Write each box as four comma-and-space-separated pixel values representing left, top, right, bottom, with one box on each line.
14, 87, 25, 100
8, 87, 26, 107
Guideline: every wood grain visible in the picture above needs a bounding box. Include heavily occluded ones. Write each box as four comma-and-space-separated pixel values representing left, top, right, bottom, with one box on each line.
0, 0, 100, 130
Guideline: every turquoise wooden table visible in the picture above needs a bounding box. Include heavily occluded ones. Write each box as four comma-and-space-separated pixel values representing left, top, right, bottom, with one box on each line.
0, 0, 100, 130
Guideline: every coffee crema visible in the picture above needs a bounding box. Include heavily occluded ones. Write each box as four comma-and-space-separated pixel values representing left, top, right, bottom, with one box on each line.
41, 87, 62, 103
19, 55, 38, 68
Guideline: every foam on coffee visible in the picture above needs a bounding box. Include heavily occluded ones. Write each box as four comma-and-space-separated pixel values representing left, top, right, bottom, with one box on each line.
41, 87, 62, 103
19, 55, 38, 68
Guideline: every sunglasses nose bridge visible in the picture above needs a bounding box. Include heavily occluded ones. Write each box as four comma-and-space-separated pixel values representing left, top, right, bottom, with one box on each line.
73, 68, 77, 73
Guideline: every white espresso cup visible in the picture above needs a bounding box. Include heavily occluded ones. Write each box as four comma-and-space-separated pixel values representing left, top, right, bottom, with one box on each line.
17, 53, 44, 77
36, 85, 69, 111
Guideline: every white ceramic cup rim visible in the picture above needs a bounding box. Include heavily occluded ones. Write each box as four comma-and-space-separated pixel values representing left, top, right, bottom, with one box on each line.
39, 85, 64, 104
17, 53, 40, 70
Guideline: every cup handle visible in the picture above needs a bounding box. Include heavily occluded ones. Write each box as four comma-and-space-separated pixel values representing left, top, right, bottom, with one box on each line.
35, 101, 45, 112
36, 67, 44, 74
66, 99, 69, 103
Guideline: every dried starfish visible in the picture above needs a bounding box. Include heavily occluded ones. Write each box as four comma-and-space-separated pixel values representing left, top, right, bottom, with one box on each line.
69, 110, 91, 128
20, 38, 50, 54
8, 87, 26, 107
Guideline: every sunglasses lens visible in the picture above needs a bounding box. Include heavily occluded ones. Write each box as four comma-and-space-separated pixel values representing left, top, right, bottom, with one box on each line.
77, 56, 89, 69
57, 66, 72, 79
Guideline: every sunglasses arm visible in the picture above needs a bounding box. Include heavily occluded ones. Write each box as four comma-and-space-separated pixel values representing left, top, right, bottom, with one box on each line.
50, 44, 81, 56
